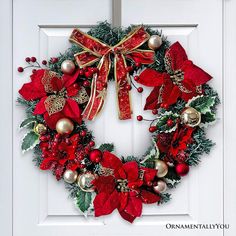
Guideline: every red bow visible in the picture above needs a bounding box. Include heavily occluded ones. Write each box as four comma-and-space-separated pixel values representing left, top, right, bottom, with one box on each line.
70, 27, 155, 120
92, 151, 160, 223
138, 42, 212, 110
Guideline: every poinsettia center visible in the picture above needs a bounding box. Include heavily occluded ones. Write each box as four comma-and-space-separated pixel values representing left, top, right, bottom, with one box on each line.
116, 179, 129, 192
57, 88, 67, 98
172, 140, 179, 148
170, 69, 184, 84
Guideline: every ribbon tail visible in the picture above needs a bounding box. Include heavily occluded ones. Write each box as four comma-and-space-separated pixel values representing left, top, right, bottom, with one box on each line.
82, 55, 111, 120
74, 51, 100, 68
114, 54, 132, 120
126, 49, 155, 65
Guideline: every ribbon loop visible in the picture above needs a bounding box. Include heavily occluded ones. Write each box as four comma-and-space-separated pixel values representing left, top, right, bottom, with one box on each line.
69, 27, 155, 120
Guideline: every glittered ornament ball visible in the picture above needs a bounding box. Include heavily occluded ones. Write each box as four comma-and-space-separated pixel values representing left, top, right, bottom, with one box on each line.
61, 60, 75, 75
77, 172, 96, 192
153, 180, 167, 193
34, 123, 47, 135
63, 170, 78, 184
148, 35, 162, 50
181, 107, 201, 127
56, 118, 74, 135
154, 159, 168, 177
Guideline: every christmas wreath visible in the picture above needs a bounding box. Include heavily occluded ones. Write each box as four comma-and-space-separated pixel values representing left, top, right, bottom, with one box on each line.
17, 22, 219, 223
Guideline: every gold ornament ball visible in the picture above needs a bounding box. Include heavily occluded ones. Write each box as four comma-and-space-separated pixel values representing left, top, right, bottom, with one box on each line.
153, 180, 167, 193
77, 172, 96, 192
180, 107, 201, 127
63, 170, 78, 184
154, 159, 168, 177
61, 60, 75, 75
148, 35, 162, 50
34, 123, 47, 135
56, 118, 74, 135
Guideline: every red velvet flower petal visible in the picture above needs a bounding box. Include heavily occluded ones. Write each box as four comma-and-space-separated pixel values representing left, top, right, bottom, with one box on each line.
43, 111, 65, 129
33, 97, 47, 115
140, 190, 160, 204
165, 42, 188, 71
119, 196, 142, 223
19, 70, 46, 100
63, 98, 82, 124
126, 51, 155, 65
182, 60, 212, 86
118, 192, 129, 212
93, 176, 116, 194
66, 85, 80, 97
138, 68, 165, 87
40, 157, 57, 170
141, 167, 157, 183
94, 191, 119, 217
122, 161, 139, 182
161, 79, 178, 105
101, 151, 123, 171
165, 85, 182, 106
50, 76, 63, 91
144, 86, 161, 110
62, 69, 80, 88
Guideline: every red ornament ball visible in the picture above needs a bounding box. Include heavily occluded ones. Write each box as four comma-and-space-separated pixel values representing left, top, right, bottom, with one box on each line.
83, 80, 90, 87
79, 69, 84, 76
137, 87, 143, 93
135, 62, 141, 67
167, 119, 174, 127
89, 141, 95, 147
125, 84, 132, 91
25, 57, 30, 62
85, 70, 93, 78
80, 130, 87, 137
175, 163, 189, 176
31, 57, 37, 62
89, 149, 103, 163
51, 57, 58, 64
152, 109, 158, 115
126, 66, 133, 73
149, 126, 157, 133
18, 67, 24, 72
134, 76, 140, 81
137, 115, 143, 121
42, 60, 47, 65
161, 103, 169, 109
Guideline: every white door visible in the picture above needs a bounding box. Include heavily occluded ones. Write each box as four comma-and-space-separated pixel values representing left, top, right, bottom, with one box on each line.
1, 0, 236, 236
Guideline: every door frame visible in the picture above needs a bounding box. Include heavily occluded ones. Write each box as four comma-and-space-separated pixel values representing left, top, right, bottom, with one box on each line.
1, 0, 235, 235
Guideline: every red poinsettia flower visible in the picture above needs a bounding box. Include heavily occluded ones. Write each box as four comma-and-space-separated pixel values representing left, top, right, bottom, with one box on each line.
19, 69, 82, 129
93, 151, 160, 223
137, 42, 212, 110
39, 134, 84, 180
156, 125, 194, 163
169, 126, 194, 157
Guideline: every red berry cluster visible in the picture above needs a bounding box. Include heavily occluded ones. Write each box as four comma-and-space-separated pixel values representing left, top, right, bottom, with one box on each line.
17, 56, 48, 73
78, 67, 98, 87
39, 127, 103, 179
136, 114, 175, 133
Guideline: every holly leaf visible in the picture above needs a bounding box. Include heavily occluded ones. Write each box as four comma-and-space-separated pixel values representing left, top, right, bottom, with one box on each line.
154, 111, 179, 133
21, 131, 39, 152
98, 143, 114, 152
76, 189, 92, 213
188, 95, 216, 114
201, 111, 216, 123
141, 138, 159, 168
20, 117, 37, 129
